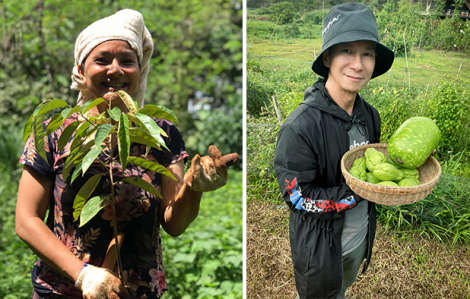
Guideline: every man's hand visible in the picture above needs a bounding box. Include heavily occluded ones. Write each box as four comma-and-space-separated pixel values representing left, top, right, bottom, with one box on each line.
184, 145, 239, 192
76, 264, 130, 299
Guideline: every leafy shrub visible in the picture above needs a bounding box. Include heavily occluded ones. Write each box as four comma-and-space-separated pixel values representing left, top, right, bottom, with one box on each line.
285, 22, 301, 38
247, 19, 277, 40
247, 71, 275, 117
267, 2, 299, 24
424, 79, 470, 153
277, 91, 304, 119
303, 10, 326, 26
366, 87, 418, 142
162, 170, 242, 299
246, 120, 280, 202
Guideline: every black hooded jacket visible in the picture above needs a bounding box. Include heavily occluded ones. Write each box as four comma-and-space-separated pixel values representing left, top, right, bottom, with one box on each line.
274, 78, 381, 298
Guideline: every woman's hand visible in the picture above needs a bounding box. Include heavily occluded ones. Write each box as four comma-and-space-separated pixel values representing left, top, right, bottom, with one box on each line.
184, 145, 239, 192
76, 264, 130, 299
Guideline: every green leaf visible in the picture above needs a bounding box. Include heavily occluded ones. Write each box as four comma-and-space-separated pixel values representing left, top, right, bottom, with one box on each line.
107, 107, 121, 121
33, 99, 68, 117
119, 177, 162, 199
115, 90, 137, 113
60, 107, 72, 119
139, 104, 178, 124
133, 100, 139, 112
127, 157, 176, 181
61, 105, 81, 120
81, 98, 105, 114
70, 121, 97, 151
23, 113, 34, 142
73, 173, 103, 221
81, 145, 105, 175
79, 195, 109, 227
118, 113, 130, 171
45, 113, 64, 135
133, 113, 169, 150
70, 163, 83, 184
32, 113, 47, 164
94, 124, 114, 146
127, 112, 167, 137
58, 121, 80, 152
63, 140, 95, 182
128, 127, 162, 151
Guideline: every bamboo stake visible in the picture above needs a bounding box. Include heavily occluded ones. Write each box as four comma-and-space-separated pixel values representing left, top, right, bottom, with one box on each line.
403, 32, 411, 90
272, 95, 283, 126
456, 63, 462, 79
270, 14, 281, 41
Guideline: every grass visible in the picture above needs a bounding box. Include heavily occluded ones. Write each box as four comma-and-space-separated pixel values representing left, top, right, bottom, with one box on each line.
247, 199, 470, 299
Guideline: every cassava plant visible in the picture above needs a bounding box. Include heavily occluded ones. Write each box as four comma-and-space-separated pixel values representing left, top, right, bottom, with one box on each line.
24, 90, 179, 281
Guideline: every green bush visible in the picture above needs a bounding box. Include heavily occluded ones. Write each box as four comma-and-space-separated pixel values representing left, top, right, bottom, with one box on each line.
285, 22, 301, 38
303, 10, 326, 26
246, 20, 277, 40
424, 79, 470, 153
247, 71, 275, 117
163, 170, 242, 299
267, 2, 299, 24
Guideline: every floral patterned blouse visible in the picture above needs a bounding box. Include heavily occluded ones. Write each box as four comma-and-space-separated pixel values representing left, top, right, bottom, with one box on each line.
20, 114, 188, 299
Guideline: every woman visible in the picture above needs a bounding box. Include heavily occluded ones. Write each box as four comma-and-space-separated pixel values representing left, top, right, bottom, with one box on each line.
16, 9, 236, 299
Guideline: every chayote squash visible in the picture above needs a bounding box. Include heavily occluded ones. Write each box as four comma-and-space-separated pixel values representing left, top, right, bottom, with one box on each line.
365, 148, 386, 172
398, 178, 420, 187
365, 172, 380, 184
401, 168, 419, 181
373, 163, 404, 181
352, 157, 367, 172
388, 117, 441, 169
377, 181, 399, 187
349, 166, 366, 181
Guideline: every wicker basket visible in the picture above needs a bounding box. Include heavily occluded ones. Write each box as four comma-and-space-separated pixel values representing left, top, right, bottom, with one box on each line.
340, 143, 441, 206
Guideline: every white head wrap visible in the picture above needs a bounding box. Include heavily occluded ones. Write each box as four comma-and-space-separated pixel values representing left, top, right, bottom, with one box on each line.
70, 9, 153, 108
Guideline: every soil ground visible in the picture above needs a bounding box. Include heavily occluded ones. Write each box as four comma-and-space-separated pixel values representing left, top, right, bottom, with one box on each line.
247, 199, 470, 299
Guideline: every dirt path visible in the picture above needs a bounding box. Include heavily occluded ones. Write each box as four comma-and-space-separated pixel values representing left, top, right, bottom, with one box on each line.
247, 199, 470, 299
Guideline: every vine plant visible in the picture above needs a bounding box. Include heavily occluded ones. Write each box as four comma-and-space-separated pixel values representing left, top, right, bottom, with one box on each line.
24, 90, 178, 280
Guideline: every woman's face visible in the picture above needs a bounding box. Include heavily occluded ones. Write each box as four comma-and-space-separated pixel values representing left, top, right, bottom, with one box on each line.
79, 40, 140, 103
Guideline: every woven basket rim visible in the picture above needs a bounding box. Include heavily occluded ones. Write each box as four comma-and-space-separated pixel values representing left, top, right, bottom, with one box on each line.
340, 143, 442, 205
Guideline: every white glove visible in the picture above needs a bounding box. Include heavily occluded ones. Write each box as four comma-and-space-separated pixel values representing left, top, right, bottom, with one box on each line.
184, 145, 239, 192
76, 263, 130, 299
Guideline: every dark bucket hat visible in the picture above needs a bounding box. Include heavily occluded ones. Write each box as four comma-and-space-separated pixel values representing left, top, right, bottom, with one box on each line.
312, 3, 394, 79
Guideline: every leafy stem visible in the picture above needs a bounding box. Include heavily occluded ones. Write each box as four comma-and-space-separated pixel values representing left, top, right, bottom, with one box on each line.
28, 90, 180, 284
106, 136, 123, 280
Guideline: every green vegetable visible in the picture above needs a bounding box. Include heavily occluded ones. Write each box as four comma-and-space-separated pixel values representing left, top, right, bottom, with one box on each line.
349, 166, 366, 181
398, 178, 420, 187
365, 147, 386, 172
388, 117, 441, 169
365, 172, 380, 184
352, 157, 367, 172
377, 181, 399, 187
401, 168, 419, 180
373, 163, 404, 181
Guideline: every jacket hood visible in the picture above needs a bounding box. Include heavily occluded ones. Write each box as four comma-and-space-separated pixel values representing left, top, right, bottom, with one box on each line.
301, 78, 368, 131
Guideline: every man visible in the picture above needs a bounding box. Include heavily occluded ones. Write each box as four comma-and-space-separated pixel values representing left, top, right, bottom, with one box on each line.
274, 3, 394, 299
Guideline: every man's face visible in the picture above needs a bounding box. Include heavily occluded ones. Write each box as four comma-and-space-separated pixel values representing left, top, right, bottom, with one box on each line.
323, 40, 376, 96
